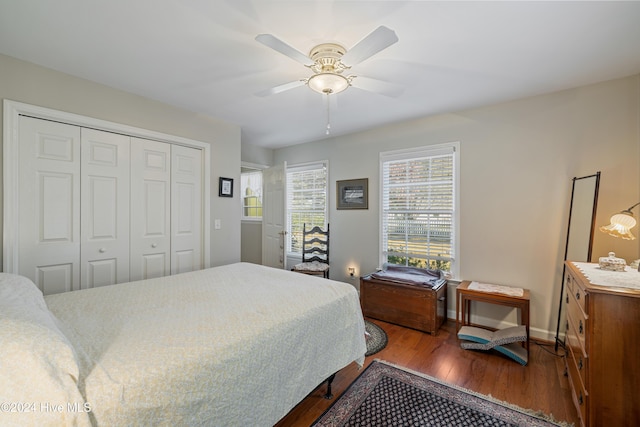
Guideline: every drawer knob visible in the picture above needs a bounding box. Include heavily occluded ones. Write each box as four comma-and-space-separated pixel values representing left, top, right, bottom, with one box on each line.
579, 391, 584, 405
565, 293, 569, 304
578, 357, 583, 370
579, 320, 583, 334
99, 247, 106, 253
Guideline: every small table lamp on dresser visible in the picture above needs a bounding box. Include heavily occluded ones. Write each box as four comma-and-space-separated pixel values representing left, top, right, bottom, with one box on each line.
599, 201, 640, 270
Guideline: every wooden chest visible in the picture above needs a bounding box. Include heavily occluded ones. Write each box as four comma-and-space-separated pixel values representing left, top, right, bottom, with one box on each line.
360, 275, 447, 335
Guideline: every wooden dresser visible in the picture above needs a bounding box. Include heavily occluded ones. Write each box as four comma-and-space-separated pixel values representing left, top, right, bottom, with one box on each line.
563, 262, 640, 427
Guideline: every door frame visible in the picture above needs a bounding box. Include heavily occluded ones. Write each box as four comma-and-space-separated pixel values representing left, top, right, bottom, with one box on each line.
3, 99, 211, 274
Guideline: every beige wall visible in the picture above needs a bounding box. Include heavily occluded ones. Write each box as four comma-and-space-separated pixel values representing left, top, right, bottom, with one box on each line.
0, 54, 242, 269
241, 221, 263, 264
273, 75, 640, 340
241, 143, 274, 167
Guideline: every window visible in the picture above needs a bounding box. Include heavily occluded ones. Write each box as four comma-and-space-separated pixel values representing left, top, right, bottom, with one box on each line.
241, 169, 263, 220
286, 162, 328, 254
380, 143, 458, 275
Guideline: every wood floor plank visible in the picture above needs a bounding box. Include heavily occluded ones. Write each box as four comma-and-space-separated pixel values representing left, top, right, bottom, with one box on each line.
275, 319, 579, 426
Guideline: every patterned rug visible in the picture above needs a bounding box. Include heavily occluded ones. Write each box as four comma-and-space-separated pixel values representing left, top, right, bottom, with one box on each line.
364, 320, 388, 356
312, 360, 568, 427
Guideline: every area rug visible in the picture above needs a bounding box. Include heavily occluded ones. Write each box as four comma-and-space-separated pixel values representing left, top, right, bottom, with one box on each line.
364, 320, 388, 356
312, 360, 569, 427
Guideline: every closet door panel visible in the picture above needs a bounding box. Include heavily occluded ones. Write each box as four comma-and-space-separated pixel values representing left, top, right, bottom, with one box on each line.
171, 145, 203, 274
130, 138, 171, 280
18, 116, 81, 295
81, 128, 130, 288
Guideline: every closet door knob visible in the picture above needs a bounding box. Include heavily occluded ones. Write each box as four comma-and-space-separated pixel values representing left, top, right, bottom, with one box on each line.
99, 248, 106, 253
151, 243, 157, 248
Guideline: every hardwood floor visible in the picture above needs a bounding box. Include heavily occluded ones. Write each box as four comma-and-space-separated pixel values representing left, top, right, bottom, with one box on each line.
275, 318, 579, 426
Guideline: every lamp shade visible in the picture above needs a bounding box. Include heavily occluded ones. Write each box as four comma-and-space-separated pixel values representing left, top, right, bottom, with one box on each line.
308, 73, 350, 94
599, 211, 637, 240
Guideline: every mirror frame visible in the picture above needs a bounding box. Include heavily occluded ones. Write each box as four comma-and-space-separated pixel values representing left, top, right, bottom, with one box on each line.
554, 172, 600, 350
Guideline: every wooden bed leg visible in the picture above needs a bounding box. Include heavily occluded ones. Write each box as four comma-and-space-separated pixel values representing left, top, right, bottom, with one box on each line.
323, 373, 336, 399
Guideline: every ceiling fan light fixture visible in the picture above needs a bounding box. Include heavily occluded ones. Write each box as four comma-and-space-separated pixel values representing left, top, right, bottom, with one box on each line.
307, 73, 350, 94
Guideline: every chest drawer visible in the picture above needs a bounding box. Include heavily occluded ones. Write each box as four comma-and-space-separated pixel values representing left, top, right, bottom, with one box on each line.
566, 283, 588, 355
566, 321, 588, 390
566, 345, 588, 427
565, 271, 587, 314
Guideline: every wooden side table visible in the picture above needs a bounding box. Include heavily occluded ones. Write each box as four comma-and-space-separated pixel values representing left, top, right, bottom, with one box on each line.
456, 280, 531, 358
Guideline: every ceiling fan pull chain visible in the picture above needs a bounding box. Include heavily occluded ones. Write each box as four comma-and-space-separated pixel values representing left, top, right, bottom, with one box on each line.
326, 93, 331, 135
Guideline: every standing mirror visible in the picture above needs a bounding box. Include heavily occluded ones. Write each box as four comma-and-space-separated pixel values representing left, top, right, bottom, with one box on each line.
554, 172, 600, 350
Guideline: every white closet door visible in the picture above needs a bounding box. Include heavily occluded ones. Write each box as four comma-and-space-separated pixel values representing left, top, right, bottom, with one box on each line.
130, 138, 171, 281
18, 116, 81, 295
80, 128, 130, 288
171, 145, 203, 274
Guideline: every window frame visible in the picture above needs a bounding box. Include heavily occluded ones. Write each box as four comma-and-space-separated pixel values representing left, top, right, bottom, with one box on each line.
286, 160, 329, 257
379, 142, 460, 278
240, 166, 264, 222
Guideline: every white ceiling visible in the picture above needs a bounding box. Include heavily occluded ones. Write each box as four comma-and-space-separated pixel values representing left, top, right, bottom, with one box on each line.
1, 1, 640, 149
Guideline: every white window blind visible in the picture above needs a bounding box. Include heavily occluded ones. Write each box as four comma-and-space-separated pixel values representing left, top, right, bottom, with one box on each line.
286, 162, 328, 254
380, 144, 457, 273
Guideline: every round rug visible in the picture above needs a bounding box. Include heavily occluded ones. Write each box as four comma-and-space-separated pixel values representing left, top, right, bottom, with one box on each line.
365, 320, 388, 356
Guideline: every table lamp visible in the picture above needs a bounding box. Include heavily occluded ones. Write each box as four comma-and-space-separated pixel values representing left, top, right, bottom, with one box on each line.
599, 202, 639, 240
600, 202, 640, 270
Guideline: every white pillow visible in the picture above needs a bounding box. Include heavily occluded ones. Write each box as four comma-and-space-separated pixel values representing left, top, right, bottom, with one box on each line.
0, 273, 91, 426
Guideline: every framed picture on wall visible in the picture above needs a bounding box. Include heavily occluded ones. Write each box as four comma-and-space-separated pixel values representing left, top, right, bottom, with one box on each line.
219, 177, 234, 197
337, 178, 368, 210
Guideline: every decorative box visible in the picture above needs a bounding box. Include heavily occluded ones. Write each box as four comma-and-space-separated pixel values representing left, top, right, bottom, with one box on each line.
599, 252, 626, 272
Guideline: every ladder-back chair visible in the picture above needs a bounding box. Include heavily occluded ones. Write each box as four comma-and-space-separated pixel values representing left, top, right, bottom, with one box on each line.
292, 223, 330, 278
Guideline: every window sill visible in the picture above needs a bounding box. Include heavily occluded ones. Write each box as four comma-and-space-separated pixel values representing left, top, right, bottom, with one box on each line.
241, 218, 262, 223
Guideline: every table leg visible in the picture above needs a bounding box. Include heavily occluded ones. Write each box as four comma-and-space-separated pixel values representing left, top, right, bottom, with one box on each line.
456, 289, 460, 331
522, 303, 530, 357
465, 297, 471, 326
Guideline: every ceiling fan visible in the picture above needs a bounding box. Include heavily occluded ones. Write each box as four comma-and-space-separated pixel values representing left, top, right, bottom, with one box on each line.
255, 26, 401, 98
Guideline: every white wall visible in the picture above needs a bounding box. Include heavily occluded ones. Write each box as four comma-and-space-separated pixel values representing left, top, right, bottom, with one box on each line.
273, 75, 640, 340
0, 54, 242, 269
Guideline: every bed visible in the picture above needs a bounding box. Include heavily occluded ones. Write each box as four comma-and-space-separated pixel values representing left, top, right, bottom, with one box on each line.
0, 262, 366, 426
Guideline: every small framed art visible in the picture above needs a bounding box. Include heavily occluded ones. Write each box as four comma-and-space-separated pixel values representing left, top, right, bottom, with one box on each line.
219, 177, 234, 197
337, 178, 368, 210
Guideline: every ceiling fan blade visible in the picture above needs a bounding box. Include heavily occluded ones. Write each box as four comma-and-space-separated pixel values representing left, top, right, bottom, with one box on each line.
255, 79, 306, 97
351, 76, 404, 97
255, 34, 314, 66
341, 26, 398, 66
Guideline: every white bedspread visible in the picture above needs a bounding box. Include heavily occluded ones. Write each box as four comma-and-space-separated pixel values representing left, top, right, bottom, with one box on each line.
44, 263, 366, 426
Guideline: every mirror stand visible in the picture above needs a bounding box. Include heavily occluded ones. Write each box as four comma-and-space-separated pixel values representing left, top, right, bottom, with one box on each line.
554, 172, 600, 351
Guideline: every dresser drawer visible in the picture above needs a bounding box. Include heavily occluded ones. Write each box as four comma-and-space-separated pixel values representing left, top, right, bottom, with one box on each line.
566, 332, 588, 393
566, 350, 588, 427
566, 289, 588, 354
565, 271, 587, 314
